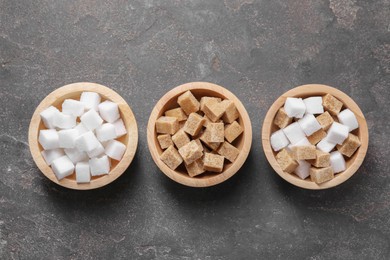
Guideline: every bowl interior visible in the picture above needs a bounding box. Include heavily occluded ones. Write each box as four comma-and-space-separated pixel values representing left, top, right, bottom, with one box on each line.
153, 88, 245, 179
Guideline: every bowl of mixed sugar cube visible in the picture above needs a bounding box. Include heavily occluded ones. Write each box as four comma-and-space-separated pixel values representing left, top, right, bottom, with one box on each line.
262, 84, 369, 190
147, 82, 252, 187
28, 82, 138, 190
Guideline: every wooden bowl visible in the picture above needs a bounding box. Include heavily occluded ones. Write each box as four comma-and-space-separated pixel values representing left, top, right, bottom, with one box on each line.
28, 82, 138, 190
262, 84, 369, 190
147, 82, 252, 187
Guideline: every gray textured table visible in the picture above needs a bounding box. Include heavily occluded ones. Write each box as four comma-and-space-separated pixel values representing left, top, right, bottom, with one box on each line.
1, 1, 389, 259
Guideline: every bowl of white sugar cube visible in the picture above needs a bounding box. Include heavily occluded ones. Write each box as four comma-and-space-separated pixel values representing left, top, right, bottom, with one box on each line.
262, 84, 368, 189
28, 82, 138, 190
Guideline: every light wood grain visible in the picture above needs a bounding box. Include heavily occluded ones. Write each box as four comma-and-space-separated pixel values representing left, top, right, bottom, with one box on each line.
147, 82, 252, 187
262, 84, 369, 190
28, 82, 138, 190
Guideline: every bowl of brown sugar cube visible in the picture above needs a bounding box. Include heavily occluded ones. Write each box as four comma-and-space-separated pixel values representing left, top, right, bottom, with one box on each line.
147, 82, 252, 187
262, 84, 369, 190
28, 82, 138, 190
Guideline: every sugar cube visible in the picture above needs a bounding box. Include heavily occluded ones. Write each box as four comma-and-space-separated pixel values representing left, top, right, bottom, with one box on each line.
177, 91, 200, 115
200, 97, 221, 112
276, 149, 298, 173
287, 137, 311, 151
112, 119, 127, 137
282, 122, 306, 144
208, 122, 224, 143
284, 97, 306, 118
160, 145, 183, 170
337, 133, 361, 157
62, 99, 85, 117
270, 129, 290, 152
273, 108, 293, 129
316, 111, 334, 131
323, 94, 343, 115
39, 129, 60, 150
303, 97, 324, 114
53, 112, 76, 129
80, 109, 103, 131
200, 129, 221, 151
178, 140, 203, 165
98, 101, 120, 123
326, 122, 349, 145
309, 150, 330, 168
80, 92, 101, 111
73, 123, 88, 137
156, 116, 179, 135
217, 141, 240, 163
41, 148, 65, 165
224, 121, 243, 143
307, 129, 327, 145
40, 106, 59, 129
75, 131, 100, 153
157, 134, 173, 150
298, 114, 322, 136
294, 160, 311, 179
291, 145, 317, 160
316, 137, 337, 153
203, 153, 224, 173
185, 158, 205, 177
105, 140, 126, 161
172, 130, 190, 149
89, 155, 110, 176
310, 166, 334, 184
221, 100, 239, 124
203, 102, 225, 122
337, 109, 359, 132
51, 155, 75, 180
75, 162, 90, 183
58, 129, 79, 149
96, 123, 117, 142
165, 107, 188, 121
64, 148, 89, 164
330, 151, 346, 173
183, 113, 205, 136
87, 142, 105, 158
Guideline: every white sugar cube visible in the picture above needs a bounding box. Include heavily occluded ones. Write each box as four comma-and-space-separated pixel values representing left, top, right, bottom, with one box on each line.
80, 109, 103, 131
64, 148, 89, 164
326, 122, 349, 145
284, 97, 306, 118
112, 119, 127, 137
73, 123, 88, 136
39, 129, 60, 150
75, 131, 100, 153
270, 129, 290, 152
75, 162, 91, 183
303, 97, 324, 114
62, 99, 85, 117
283, 122, 306, 144
298, 114, 322, 136
58, 129, 78, 148
337, 109, 358, 132
41, 148, 64, 165
316, 137, 336, 153
89, 155, 110, 176
80, 92, 101, 111
51, 155, 74, 180
53, 112, 76, 129
105, 140, 126, 161
330, 151, 346, 173
95, 123, 117, 142
98, 101, 120, 123
294, 160, 311, 179
287, 137, 311, 151
87, 142, 105, 158
40, 106, 59, 129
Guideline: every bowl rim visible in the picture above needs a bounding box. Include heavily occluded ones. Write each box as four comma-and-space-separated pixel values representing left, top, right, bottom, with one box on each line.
261, 84, 369, 190
147, 82, 253, 187
28, 82, 138, 190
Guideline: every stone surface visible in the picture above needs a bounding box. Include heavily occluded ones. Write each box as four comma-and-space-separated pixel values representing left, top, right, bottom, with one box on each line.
0, 0, 389, 259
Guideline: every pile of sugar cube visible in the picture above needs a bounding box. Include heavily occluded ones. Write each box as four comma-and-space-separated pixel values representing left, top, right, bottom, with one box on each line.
156, 90, 243, 177
39, 92, 127, 183
270, 94, 361, 184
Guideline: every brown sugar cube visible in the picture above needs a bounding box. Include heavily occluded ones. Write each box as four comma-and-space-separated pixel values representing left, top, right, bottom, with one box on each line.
273, 108, 293, 129
183, 113, 205, 136
224, 121, 243, 143
337, 133, 361, 157
172, 130, 190, 149
157, 134, 173, 150
200, 97, 221, 112
203, 115, 222, 128
208, 122, 224, 143
203, 102, 226, 122
276, 149, 298, 173
179, 120, 186, 129
310, 166, 334, 184
316, 111, 334, 131
193, 139, 204, 152
165, 107, 188, 122
185, 158, 205, 177
177, 90, 200, 115
309, 150, 330, 168
160, 145, 183, 170
291, 145, 317, 160
323, 94, 343, 115
203, 153, 224, 173
307, 129, 327, 145
178, 140, 204, 165
217, 141, 240, 163
221, 100, 239, 124
156, 116, 179, 135
200, 129, 221, 151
